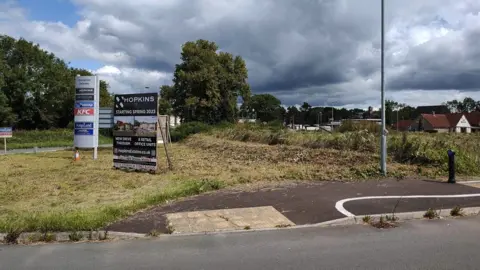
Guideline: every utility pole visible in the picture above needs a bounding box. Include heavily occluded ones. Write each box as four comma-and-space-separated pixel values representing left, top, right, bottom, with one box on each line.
380, 0, 387, 175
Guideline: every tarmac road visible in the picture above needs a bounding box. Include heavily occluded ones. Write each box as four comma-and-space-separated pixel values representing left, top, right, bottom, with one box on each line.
2, 216, 480, 270
109, 179, 480, 233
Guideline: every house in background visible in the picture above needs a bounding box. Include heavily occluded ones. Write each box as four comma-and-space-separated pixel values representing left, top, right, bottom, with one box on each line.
393, 120, 414, 131
413, 113, 472, 133
464, 112, 480, 132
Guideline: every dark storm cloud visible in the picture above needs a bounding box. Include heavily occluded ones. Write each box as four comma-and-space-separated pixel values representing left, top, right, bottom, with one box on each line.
73, 0, 380, 94
4, 0, 480, 107
256, 65, 349, 92
389, 70, 480, 91
389, 24, 480, 92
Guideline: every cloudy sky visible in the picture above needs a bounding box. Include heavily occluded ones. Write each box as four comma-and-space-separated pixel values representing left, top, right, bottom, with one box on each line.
1, 0, 480, 109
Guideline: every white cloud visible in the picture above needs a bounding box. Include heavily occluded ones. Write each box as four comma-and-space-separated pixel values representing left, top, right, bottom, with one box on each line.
93, 65, 172, 94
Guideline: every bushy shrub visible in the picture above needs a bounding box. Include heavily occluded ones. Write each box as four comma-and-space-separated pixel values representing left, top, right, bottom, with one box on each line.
170, 122, 212, 142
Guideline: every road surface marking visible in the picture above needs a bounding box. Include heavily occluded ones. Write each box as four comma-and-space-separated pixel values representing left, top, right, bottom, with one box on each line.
335, 194, 480, 217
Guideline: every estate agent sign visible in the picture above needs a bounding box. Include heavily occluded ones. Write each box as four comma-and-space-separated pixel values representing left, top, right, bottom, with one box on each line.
113, 93, 158, 172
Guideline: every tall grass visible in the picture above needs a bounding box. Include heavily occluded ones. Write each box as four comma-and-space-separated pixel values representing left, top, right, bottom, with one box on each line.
0, 129, 112, 149
338, 120, 381, 133
211, 124, 480, 175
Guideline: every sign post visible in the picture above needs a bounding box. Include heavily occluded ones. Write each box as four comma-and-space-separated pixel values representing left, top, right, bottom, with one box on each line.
113, 93, 159, 172
74, 75, 100, 159
0, 127, 12, 154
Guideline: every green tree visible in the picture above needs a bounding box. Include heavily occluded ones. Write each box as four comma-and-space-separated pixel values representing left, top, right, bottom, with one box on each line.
171, 39, 250, 124
99, 80, 113, 107
158, 85, 174, 115
285, 106, 299, 125
385, 100, 400, 126
249, 94, 283, 122
299, 102, 312, 124
460, 97, 477, 112
0, 35, 113, 129
0, 91, 16, 126
445, 97, 478, 113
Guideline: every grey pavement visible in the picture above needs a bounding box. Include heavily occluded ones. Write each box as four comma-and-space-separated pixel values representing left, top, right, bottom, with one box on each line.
2, 216, 480, 270
0, 144, 112, 155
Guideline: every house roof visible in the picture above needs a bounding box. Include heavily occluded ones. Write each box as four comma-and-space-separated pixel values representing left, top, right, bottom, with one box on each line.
465, 112, 480, 127
445, 113, 464, 127
422, 113, 474, 128
394, 120, 413, 129
421, 114, 451, 128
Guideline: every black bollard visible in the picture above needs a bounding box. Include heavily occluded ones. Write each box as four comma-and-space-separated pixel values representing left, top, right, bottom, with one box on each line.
447, 149, 455, 184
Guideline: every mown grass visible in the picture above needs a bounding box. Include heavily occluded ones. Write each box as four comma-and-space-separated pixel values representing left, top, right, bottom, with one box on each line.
0, 131, 432, 233
3, 121, 478, 233
0, 129, 113, 149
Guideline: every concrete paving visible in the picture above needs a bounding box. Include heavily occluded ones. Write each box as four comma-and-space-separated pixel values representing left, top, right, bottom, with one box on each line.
3, 216, 480, 270
166, 206, 295, 233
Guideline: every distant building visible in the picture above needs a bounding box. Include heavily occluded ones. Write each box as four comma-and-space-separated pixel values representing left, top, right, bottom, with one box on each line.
393, 120, 414, 131
415, 105, 450, 116
464, 112, 480, 132
413, 113, 472, 133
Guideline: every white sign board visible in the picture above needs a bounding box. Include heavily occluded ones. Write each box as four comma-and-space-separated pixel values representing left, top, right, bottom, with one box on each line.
74, 76, 99, 149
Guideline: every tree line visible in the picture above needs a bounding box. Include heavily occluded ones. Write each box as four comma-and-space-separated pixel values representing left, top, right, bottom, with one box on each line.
0, 35, 113, 129
2, 35, 479, 129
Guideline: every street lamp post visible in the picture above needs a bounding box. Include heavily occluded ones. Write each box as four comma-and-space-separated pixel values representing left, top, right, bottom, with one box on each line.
380, 0, 387, 175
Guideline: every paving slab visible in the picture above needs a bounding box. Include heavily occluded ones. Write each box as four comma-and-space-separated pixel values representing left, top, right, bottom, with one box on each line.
460, 182, 480, 188
165, 206, 295, 233
108, 178, 480, 234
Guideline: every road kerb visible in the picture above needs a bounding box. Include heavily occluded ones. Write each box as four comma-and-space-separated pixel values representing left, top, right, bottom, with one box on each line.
325, 206, 480, 226
2, 207, 480, 244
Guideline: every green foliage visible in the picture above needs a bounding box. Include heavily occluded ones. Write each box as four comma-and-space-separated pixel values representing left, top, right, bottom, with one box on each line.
68, 231, 84, 242
247, 94, 284, 123
0, 35, 114, 130
0, 91, 16, 126
450, 206, 464, 217
169, 39, 251, 124
159, 85, 174, 115
424, 208, 439, 219
170, 122, 212, 142
99, 80, 114, 107
445, 97, 480, 113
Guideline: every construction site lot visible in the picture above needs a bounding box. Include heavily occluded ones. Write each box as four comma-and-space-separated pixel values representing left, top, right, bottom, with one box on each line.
0, 133, 458, 233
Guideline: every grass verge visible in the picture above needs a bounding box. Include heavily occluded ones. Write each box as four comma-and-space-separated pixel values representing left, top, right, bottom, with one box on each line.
0, 129, 112, 149
0, 132, 434, 233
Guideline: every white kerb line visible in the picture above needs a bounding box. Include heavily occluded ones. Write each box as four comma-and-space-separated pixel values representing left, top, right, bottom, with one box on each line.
335, 194, 480, 217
